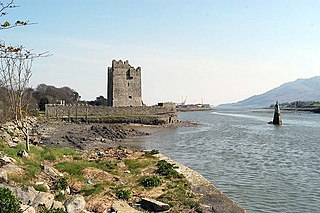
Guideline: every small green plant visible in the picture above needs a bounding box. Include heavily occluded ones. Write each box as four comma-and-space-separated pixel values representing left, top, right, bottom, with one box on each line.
39, 207, 66, 213
33, 184, 48, 192
53, 176, 68, 191
54, 192, 66, 202
150, 149, 160, 155
115, 189, 131, 200
156, 160, 180, 178
0, 187, 22, 213
105, 160, 117, 171
140, 175, 163, 188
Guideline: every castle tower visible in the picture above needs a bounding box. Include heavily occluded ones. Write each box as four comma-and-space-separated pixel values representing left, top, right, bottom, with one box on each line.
107, 60, 142, 107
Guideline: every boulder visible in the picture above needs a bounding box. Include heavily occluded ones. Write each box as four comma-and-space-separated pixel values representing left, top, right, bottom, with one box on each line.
111, 201, 141, 213
52, 201, 65, 210
42, 164, 63, 177
18, 150, 29, 158
140, 198, 170, 212
1, 156, 16, 164
32, 191, 54, 209
20, 204, 36, 213
0, 170, 8, 183
64, 195, 86, 213
13, 186, 38, 205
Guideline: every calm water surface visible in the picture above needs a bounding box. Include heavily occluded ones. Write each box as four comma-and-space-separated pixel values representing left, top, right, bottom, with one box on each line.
124, 109, 320, 213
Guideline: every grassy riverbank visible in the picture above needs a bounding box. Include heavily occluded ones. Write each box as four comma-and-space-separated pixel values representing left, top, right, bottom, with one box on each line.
1, 140, 203, 212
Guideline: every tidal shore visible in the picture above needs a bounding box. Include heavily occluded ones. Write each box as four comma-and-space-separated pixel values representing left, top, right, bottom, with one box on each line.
0, 118, 246, 212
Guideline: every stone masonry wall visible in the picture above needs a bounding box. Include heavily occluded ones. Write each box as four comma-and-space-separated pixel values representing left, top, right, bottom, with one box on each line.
45, 103, 177, 125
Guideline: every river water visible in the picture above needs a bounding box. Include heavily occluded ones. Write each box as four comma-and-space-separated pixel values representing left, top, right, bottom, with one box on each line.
125, 109, 320, 213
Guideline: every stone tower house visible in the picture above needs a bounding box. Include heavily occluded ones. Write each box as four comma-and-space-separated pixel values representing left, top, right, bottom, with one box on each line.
107, 60, 142, 107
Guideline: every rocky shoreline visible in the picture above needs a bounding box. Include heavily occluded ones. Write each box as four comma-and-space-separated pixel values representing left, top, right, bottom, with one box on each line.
0, 118, 246, 213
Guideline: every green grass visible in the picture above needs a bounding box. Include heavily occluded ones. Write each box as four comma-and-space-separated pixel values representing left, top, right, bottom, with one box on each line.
157, 178, 201, 212
156, 160, 181, 179
54, 192, 66, 202
54, 159, 117, 180
33, 184, 48, 192
0, 140, 79, 185
1, 139, 201, 212
115, 189, 131, 200
80, 183, 107, 196
140, 175, 163, 188
124, 158, 156, 174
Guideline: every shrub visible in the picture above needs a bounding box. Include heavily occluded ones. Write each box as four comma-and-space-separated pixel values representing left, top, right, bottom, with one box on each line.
156, 160, 179, 178
105, 160, 117, 171
39, 207, 66, 213
115, 189, 131, 200
140, 176, 163, 188
0, 187, 22, 213
54, 192, 66, 202
53, 176, 68, 191
150, 149, 160, 155
33, 184, 48, 192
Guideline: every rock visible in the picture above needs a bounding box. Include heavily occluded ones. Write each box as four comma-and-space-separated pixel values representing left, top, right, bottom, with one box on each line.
0, 131, 14, 146
1, 156, 16, 163
64, 195, 86, 213
52, 201, 65, 210
14, 186, 38, 205
18, 150, 29, 158
42, 164, 63, 177
13, 137, 22, 143
66, 186, 71, 194
20, 204, 36, 213
200, 204, 214, 213
30, 135, 41, 145
125, 149, 134, 154
0, 164, 23, 183
111, 201, 141, 213
32, 191, 54, 209
140, 198, 170, 212
35, 182, 50, 191
70, 182, 83, 193
0, 170, 8, 183
117, 162, 126, 168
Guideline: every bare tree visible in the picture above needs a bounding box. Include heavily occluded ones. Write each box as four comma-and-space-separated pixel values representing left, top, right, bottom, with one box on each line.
0, 46, 47, 151
0, 0, 46, 151
0, 0, 34, 30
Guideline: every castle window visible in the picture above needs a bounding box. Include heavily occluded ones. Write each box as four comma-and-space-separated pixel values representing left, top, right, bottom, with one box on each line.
126, 70, 133, 80
128, 82, 129, 86
129, 96, 132, 99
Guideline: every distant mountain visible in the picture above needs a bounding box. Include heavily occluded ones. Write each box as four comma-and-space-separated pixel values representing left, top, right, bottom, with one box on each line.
219, 76, 320, 108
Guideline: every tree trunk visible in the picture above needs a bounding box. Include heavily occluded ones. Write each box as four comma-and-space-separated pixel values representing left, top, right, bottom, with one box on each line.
25, 128, 30, 152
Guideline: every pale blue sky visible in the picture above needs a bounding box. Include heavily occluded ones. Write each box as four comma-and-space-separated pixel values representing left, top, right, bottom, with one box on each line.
2, 0, 320, 105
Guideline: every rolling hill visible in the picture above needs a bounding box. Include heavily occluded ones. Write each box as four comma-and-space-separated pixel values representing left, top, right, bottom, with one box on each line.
219, 76, 320, 108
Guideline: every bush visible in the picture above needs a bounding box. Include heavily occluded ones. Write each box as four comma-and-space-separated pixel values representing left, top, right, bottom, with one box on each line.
156, 160, 179, 178
150, 149, 160, 155
53, 176, 68, 191
33, 184, 48, 192
54, 192, 66, 202
115, 189, 131, 200
39, 207, 66, 213
0, 187, 22, 213
140, 176, 163, 188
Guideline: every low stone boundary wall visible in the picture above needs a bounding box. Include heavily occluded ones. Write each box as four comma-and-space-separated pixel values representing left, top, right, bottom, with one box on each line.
45, 104, 177, 125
